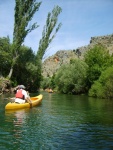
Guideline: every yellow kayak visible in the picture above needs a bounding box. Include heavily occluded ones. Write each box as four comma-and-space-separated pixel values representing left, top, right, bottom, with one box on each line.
5, 94, 43, 110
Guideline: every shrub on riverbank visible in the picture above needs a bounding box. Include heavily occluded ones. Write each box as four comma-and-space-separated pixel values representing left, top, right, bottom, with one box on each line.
89, 66, 113, 99
84, 44, 111, 89
54, 59, 88, 94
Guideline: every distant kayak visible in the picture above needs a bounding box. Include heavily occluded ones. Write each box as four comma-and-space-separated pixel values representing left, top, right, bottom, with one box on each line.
5, 94, 43, 110
48, 89, 53, 93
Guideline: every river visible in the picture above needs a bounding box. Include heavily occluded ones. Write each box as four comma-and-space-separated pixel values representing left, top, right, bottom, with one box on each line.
0, 91, 113, 150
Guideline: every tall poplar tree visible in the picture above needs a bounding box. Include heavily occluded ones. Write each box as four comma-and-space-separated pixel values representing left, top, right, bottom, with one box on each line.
8, 0, 41, 79
37, 5, 62, 61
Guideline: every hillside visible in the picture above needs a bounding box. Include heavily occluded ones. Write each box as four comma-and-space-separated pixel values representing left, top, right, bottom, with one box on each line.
42, 34, 113, 78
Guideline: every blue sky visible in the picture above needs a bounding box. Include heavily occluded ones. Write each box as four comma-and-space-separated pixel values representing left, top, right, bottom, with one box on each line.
0, 0, 113, 59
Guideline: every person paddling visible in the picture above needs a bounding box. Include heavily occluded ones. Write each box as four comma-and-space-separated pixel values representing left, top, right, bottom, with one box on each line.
15, 85, 32, 108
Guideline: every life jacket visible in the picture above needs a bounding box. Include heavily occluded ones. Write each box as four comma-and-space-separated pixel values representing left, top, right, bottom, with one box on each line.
15, 89, 25, 99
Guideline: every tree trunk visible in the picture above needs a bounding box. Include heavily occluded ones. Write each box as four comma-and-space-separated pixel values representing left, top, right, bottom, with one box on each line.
8, 67, 13, 79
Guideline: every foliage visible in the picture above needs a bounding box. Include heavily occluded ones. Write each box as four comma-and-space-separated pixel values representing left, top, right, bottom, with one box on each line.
0, 38, 40, 90
84, 44, 110, 88
11, 45, 41, 92
54, 59, 88, 94
41, 77, 52, 90
13, 0, 41, 49
37, 5, 62, 60
0, 37, 12, 76
36, 5, 62, 91
41, 74, 56, 90
88, 81, 105, 98
0, 1, 62, 92
89, 66, 113, 99
8, 0, 42, 78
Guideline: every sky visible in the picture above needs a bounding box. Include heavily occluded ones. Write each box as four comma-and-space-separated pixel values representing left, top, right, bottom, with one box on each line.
0, 0, 113, 59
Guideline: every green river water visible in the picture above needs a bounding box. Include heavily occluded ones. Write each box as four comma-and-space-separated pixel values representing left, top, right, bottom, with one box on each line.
0, 91, 113, 150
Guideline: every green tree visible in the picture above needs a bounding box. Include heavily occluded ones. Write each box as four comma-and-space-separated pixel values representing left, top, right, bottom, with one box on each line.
8, 0, 42, 79
0, 1, 62, 92
0, 37, 12, 76
84, 44, 110, 88
41, 77, 52, 90
41, 74, 56, 90
89, 66, 113, 99
12, 45, 41, 91
37, 5, 62, 61
54, 59, 88, 94
36, 5, 62, 91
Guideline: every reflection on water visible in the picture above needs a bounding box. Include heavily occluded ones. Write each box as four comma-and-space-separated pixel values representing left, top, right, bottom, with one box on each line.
14, 110, 26, 125
5, 109, 30, 147
1, 92, 113, 149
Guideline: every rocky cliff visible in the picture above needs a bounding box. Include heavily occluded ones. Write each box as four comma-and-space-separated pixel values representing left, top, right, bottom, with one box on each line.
42, 34, 113, 78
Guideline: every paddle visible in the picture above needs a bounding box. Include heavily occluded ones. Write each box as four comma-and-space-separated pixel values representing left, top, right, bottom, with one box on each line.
4, 97, 15, 102
26, 97, 32, 108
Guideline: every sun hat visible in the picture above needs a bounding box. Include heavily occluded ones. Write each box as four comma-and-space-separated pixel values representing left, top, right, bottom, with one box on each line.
19, 85, 26, 89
